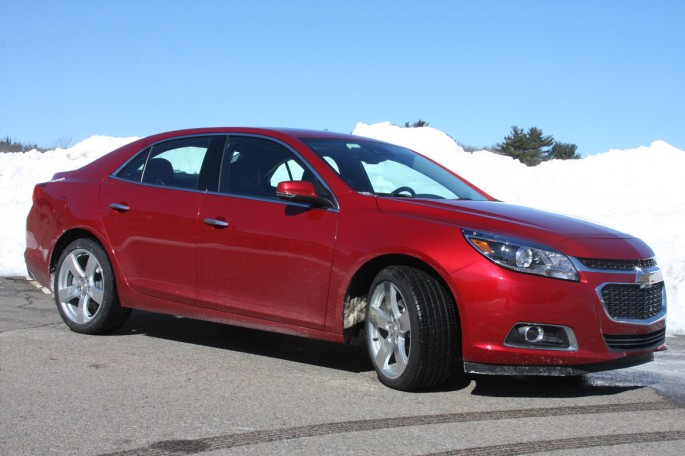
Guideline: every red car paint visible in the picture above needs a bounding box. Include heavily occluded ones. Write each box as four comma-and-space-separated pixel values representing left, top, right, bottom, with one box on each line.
25, 128, 666, 375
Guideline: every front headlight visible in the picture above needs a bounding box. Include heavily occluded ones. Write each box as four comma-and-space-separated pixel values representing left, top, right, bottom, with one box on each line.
462, 230, 579, 281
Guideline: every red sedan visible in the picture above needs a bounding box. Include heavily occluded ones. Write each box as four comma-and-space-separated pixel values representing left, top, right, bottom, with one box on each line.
24, 128, 667, 391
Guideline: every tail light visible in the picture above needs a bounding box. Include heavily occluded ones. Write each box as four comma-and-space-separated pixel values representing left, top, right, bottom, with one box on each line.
32, 183, 47, 202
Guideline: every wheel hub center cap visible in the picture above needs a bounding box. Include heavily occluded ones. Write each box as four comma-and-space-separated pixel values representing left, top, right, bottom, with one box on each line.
76, 278, 89, 295
388, 319, 400, 340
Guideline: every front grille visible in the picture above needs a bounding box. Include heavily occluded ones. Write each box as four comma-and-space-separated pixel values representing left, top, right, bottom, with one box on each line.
604, 328, 666, 351
578, 257, 656, 271
600, 282, 664, 321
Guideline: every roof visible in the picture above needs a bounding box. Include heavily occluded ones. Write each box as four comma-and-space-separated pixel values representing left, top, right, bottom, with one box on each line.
138, 127, 384, 144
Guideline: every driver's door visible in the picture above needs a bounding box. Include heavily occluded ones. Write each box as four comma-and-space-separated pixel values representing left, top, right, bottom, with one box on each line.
195, 136, 338, 329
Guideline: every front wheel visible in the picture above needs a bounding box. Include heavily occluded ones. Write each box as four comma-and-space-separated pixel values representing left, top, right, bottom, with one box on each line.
54, 238, 130, 334
365, 266, 459, 391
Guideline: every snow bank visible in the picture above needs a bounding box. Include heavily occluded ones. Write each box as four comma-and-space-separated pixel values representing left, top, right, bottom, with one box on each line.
354, 122, 685, 335
0, 135, 138, 277
2, 124, 683, 334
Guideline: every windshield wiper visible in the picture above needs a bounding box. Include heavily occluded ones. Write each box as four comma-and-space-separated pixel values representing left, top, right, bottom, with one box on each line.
373, 192, 414, 198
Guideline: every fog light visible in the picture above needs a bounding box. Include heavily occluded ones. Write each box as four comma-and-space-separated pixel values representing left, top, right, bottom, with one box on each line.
522, 325, 544, 343
505, 323, 578, 351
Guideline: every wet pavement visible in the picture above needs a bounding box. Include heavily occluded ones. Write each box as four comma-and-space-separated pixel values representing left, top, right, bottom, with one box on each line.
587, 334, 685, 407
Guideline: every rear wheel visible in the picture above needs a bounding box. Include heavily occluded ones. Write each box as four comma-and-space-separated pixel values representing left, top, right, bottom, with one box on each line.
365, 266, 459, 391
54, 238, 130, 334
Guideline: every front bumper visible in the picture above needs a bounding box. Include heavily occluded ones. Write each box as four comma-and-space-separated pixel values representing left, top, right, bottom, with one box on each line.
464, 352, 656, 376
451, 256, 667, 372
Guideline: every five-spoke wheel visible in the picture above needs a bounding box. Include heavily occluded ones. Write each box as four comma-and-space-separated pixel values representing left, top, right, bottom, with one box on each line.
365, 266, 459, 391
367, 281, 412, 379
54, 238, 130, 333
57, 247, 105, 324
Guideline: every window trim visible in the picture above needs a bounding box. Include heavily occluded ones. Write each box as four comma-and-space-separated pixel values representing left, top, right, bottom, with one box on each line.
109, 133, 340, 211
110, 134, 219, 194
212, 133, 339, 211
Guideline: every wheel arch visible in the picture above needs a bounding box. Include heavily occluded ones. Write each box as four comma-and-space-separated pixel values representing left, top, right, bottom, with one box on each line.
342, 254, 461, 345
49, 228, 107, 278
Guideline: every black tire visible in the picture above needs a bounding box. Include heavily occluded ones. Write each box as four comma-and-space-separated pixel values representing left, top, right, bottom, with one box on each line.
54, 238, 130, 334
365, 265, 459, 391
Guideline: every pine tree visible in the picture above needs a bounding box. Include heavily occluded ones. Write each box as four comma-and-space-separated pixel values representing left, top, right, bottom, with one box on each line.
548, 142, 580, 160
403, 119, 430, 128
496, 126, 578, 166
496, 126, 552, 166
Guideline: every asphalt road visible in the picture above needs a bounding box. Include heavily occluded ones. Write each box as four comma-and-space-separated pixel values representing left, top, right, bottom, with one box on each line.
1, 276, 684, 455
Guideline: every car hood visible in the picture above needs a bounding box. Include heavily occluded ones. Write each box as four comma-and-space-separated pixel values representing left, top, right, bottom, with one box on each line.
375, 198, 654, 259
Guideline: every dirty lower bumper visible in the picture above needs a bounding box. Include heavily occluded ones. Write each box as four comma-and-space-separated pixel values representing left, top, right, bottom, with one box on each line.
463, 353, 655, 376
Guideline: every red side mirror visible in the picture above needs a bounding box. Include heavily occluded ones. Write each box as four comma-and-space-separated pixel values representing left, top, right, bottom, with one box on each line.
276, 181, 332, 208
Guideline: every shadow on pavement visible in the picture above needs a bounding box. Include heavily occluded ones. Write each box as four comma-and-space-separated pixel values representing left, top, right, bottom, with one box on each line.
8, 277, 681, 400
110, 310, 374, 374
469, 374, 642, 398
107, 309, 661, 398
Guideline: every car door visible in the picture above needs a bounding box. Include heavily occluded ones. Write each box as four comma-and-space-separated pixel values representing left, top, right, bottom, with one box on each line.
196, 135, 338, 329
101, 136, 219, 305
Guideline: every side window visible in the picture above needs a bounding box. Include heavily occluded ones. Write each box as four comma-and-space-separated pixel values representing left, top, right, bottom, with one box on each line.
269, 159, 305, 186
116, 137, 212, 189
219, 136, 322, 199
116, 147, 150, 183
144, 137, 212, 189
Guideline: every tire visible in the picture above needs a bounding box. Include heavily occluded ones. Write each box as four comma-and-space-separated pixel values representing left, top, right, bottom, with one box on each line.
365, 266, 458, 391
54, 238, 130, 334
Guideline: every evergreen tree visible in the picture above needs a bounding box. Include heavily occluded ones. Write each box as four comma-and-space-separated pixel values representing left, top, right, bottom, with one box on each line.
0, 136, 43, 153
496, 126, 553, 166
403, 119, 430, 128
496, 126, 578, 166
548, 142, 580, 160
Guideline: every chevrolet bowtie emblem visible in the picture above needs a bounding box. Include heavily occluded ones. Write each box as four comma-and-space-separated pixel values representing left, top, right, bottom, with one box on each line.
635, 269, 663, 288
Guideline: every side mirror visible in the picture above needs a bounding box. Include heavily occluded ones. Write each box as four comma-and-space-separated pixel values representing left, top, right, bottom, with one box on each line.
276, 181, 332, 208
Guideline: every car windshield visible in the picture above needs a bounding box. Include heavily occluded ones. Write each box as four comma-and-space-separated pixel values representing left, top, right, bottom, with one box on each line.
300, 138, 486, 201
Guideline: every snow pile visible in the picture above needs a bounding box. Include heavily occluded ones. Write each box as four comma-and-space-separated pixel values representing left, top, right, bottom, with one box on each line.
2, 124, 683, 334
0, 135, 138, 277
355, 122, 685, 335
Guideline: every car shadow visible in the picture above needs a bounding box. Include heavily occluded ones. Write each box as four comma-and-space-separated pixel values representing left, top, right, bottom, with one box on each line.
466, 373, 643, 398
109, 310, 648, 397
110, 310, 374, 374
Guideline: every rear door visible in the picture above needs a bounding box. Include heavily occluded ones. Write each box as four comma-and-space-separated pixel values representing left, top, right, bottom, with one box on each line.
196, 135, 338, 329
101, 135, 219, 305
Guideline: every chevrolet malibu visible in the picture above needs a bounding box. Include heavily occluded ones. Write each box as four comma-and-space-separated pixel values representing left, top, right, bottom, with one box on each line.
24, 128, 667, 391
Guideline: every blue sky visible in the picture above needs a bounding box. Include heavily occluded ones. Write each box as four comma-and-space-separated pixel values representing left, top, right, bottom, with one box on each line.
1, 0, 683, 155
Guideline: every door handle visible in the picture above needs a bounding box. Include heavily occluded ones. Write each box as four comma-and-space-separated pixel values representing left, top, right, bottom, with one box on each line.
109, 203, 130, 212
203, 218, 229, 228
